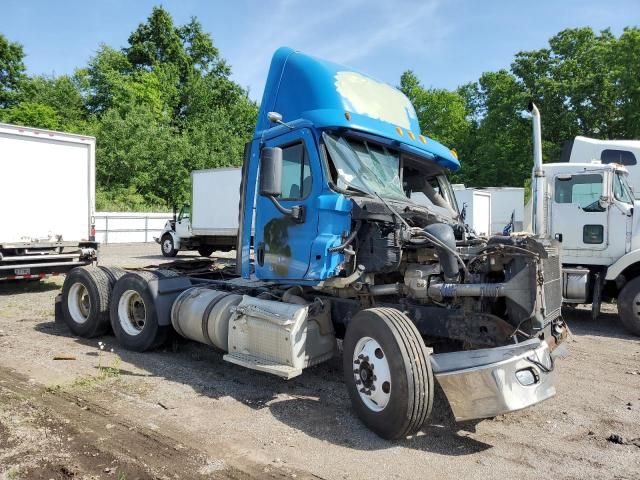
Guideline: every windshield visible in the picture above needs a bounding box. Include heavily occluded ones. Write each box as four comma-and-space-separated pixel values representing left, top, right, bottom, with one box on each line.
614, 171, 634, 204
404, 172, 459, 219
323, 133, 407, 200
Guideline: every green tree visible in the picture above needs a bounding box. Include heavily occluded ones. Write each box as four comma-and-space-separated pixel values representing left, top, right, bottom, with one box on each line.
0, 33, 26, 108
399, 70, 470, 149
0, 101, 60, 129
16, 75, 88, 130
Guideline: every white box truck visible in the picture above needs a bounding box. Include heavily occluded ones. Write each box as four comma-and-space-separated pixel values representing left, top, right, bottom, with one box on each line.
156, 168, 241, 257
480, 187, 524, 234
452, 187, 492, 236
0, 123, 97, 280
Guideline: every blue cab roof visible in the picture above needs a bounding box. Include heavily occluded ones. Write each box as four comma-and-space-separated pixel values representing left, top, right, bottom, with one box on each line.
255, 47, 460, 172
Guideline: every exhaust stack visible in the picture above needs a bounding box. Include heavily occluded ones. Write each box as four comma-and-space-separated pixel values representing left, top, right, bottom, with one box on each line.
528, 102, 546, 237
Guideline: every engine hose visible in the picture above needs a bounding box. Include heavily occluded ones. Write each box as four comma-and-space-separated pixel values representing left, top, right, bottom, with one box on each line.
410, 231, 470, 279
328, 221, 362, 253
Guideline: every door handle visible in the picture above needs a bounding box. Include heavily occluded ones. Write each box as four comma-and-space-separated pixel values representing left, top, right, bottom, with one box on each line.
257, 242, 265, 266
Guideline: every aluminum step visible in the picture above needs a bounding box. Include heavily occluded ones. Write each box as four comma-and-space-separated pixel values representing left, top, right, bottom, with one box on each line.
223, 352, 302, 379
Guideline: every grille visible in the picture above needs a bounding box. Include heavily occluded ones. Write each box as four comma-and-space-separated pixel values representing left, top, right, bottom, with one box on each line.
542, 249, 562, 320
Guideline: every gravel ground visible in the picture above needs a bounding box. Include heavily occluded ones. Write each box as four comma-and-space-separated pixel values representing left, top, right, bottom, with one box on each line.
0, 243, 639, 479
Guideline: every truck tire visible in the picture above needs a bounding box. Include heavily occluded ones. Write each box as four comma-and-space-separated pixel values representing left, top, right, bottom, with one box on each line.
197, 246, 215, 257
343, 308, 433, 439
98, 266, 127, 285
110, 271, 168, 351
161, 234, 178, 257
617, 276, 640, 336
61, 266, 113, 338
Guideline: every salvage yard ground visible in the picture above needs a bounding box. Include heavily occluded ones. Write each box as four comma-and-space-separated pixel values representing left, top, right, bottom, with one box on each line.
1, 243, 639, 480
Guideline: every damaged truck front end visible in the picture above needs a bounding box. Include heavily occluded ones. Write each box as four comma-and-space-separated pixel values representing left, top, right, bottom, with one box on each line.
315, 131, 567, 422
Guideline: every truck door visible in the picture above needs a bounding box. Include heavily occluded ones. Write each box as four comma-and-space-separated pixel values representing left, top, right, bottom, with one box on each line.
254, 128, 320, 280
551, 173, 609, 252
175, 204, 192, 239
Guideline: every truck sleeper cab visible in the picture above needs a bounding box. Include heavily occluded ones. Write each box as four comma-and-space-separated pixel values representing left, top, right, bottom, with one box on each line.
59, 48, 566, 440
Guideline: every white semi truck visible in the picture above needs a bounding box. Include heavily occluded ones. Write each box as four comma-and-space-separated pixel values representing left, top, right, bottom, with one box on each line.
0, 123, 97, 281
561, 135, 640, 198
529, 104, 640, 335
157, 168, 240, 257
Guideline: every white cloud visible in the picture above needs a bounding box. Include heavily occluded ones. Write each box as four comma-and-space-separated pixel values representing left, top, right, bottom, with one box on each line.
228, 0, 451, 99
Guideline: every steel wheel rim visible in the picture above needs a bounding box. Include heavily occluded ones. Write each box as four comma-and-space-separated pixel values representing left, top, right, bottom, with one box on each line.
118, 290, 146, 336
352, 336, 392, 412
68, 282, 91, 324
163, 239, 172, 254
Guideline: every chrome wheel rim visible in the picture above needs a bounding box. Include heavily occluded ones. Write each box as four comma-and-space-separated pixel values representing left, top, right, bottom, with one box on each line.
68, 282, 91, 324
352, 336, 392, 412
118, 290, 146, 336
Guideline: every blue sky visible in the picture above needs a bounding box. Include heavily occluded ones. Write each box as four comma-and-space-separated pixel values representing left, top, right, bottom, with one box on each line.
1, 0, 639, 100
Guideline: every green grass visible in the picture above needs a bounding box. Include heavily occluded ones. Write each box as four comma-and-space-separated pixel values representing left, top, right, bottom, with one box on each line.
48, 357, 122, 392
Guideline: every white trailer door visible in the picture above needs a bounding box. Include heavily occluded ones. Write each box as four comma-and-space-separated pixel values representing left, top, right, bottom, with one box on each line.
472, 192, 491, 236
0, 132, 92, 243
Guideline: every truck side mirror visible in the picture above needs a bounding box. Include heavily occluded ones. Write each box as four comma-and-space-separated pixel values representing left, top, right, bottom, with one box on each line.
259, 147, 283, 197
258, 146, 305, 223
598, 196, 610, 210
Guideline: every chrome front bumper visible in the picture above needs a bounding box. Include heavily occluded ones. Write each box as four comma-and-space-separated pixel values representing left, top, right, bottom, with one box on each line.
430, 339, 557, 422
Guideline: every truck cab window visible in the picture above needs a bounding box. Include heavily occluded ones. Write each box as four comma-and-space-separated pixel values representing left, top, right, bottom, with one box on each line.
614, 172, 633, 204
178, 204, 190, 221
555, 174, 603, 211
403, 165, 459, 219
280, 143, 311, 200
601, 149, 637, 166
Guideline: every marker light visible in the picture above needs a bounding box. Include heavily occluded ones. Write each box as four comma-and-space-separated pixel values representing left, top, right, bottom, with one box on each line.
395, 127, 404, 136
408, 131, 416, 140
450, 148, 458, 159
419, 135, 427, 144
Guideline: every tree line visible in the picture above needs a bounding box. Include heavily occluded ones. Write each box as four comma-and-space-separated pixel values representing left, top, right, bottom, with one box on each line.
1, 7, 639, 210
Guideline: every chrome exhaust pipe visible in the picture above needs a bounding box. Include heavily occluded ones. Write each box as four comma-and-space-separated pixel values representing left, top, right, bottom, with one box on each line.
528, 102, 546, 237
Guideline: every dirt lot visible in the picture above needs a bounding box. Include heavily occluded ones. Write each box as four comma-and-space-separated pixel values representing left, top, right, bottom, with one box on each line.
1, 243, 639, 480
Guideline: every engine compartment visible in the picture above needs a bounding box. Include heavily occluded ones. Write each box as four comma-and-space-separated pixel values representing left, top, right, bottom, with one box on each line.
316, 192, 564, 349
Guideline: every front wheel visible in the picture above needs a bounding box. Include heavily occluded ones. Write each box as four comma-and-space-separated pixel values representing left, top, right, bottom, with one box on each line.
161, 234, 178, 257
618, 276, 640, 336
343, 308, 433, 439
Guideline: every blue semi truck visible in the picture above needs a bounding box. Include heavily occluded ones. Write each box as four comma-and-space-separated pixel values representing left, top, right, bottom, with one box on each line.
58, 48, 566, 439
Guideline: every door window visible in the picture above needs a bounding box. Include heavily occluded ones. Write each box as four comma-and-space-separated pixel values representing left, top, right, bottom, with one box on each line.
178, 205, 190, 221
279, 143, 312, 200
613, 172, 633, 204
555, 174, 603, 211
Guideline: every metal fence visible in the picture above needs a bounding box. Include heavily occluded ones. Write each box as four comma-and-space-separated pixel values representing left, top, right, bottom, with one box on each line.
94, 212, 172, 244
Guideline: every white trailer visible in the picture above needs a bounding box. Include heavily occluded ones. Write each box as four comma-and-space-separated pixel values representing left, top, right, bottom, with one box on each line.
0, 123, 97, 280
563, 136, 640, 197
157, 168, 241, 257
453, 187, 492, 236
481, 187, 525, 234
